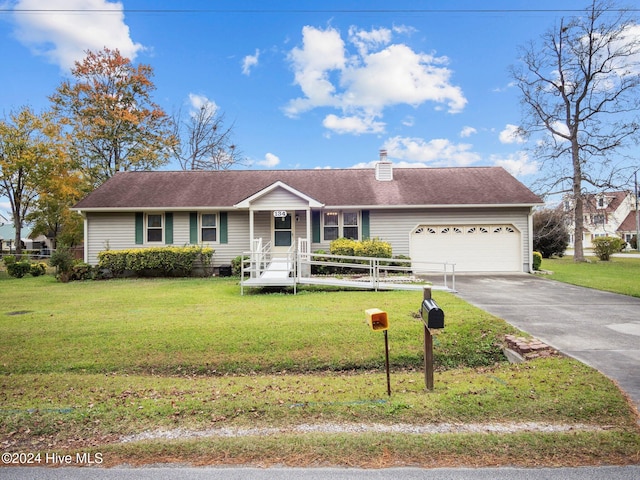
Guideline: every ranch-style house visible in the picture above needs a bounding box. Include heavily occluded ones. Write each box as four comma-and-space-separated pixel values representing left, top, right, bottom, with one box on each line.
72, 156, 543, 275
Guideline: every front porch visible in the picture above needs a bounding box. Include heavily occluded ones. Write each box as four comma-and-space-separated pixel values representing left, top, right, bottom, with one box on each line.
240, 238, 457, 294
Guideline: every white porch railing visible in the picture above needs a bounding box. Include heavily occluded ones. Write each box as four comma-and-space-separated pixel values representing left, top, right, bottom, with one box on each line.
244, 238, 271, 279
298, 251, 456, 292
241, 238, 456, 294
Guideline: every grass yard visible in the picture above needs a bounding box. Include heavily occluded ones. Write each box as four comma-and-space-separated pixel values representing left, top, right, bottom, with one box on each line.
542, 256, 640, 298
0, 274, 638, 468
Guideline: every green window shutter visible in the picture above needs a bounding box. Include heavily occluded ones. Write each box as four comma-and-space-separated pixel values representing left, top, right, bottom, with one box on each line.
135, 212, 143, 244
189, 212, 198, 244
165, 212, 173, 244
362, 210, 370, 240
220, 212, 228, 244
312, 211, 321, 243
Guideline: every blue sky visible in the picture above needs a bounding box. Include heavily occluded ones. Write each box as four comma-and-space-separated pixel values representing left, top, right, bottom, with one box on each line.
0, 0, 618, 187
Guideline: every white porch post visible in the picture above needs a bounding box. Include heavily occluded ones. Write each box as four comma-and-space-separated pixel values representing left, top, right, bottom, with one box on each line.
249, 208, 255, 250
306, 207, 311, 247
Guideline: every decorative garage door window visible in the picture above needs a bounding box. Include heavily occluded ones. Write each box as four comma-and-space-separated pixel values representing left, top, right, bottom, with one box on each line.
413, 225, 517, 235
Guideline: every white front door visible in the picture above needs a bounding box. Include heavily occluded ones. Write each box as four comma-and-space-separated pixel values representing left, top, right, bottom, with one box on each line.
272, 213, 294, 254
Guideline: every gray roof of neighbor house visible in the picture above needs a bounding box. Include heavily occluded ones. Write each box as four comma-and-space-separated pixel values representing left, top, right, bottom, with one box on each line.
72, 167, 543, 211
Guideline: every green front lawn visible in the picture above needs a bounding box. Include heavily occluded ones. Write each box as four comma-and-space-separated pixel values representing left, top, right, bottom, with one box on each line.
542, 256, 640, 297
0, 274, 638, 467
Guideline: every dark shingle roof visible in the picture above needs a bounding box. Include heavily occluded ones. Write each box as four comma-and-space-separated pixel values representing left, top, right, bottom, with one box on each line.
73, 167, 543, 210
618, 211, 639, 232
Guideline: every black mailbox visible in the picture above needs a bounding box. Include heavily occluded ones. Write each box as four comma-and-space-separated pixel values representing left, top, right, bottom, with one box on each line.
421, 298, 444, 329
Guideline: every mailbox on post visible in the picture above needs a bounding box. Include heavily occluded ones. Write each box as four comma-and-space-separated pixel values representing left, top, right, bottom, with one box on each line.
420, 287, 445, 391
421, 298, 444, 329
364, 308, 391, 396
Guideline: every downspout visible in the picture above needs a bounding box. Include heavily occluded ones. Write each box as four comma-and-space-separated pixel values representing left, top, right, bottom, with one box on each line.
306, 207, 311, 249
249, 208, 254, 251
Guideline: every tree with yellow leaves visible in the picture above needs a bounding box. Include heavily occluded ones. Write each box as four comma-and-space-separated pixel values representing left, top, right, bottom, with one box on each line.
0, 107, 73, 254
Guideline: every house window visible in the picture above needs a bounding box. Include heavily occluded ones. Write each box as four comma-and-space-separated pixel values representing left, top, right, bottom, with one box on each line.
597, 197, 606, 208
343, 212, 359, 239
201, 213, 217, 242
323, 211, 359, 241
592, 214, 605, 225
147, 214, 163, 242
323, 212, 339, 241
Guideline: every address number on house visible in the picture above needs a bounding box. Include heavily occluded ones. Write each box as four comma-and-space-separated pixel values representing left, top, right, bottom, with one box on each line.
273, 210, 288, 218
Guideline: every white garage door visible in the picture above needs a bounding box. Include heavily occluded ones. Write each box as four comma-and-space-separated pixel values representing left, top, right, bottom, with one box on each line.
410, 224, 521, 273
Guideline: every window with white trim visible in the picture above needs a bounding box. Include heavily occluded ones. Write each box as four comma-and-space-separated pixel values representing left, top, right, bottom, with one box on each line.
343, 212, 359, 239
201, 213, 217, 242
323, 212, 339, 241
147, 214, 163, 242
323, 211, 359, 241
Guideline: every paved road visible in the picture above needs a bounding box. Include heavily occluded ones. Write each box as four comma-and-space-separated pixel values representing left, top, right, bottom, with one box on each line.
3, 466, 639, 479
453, 274, 640, 413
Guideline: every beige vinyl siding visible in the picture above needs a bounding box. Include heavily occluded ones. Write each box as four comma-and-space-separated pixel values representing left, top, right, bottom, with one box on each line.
251, 187, 309, 210
85, 211, 252, 267
253, 211, 272, 243
172, 212, 190, 245
293, 210, 307, 246
85, 212, 135, 265
213, 211, 250, 265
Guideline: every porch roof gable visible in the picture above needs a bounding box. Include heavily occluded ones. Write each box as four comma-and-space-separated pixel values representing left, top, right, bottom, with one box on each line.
234, 180, 324, 209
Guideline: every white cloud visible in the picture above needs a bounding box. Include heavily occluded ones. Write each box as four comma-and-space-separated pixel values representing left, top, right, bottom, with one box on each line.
491, 151, 539, 177
499, 124, 526, 144
550, 120, 570, 140
492, 81, 516, 93
402, 116, 415, 127
348, 25, 392, 56
392, 24, 417, 36
188, 93, 218, 116
284, 25, 467, 135
11, 0, 143, 71
460, 126, 477, 138
257, 153, 280, 168
322, 114, 385, 135
336, 44, 466, 114
381, 136, 481, 167
284, 26, 346, 117
242, 49, 260, 76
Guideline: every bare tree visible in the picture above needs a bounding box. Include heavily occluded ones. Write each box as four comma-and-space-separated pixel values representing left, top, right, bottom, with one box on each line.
511, 0, 640, 262
172, 102, 243, 170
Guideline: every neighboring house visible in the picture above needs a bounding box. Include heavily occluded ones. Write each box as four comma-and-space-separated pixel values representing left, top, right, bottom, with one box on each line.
0, 223, 52, 252
562, 191, 640, 249
72, 158, 543, 273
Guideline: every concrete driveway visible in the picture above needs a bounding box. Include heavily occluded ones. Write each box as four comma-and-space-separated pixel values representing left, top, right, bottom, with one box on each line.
452, 274, 640, 413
